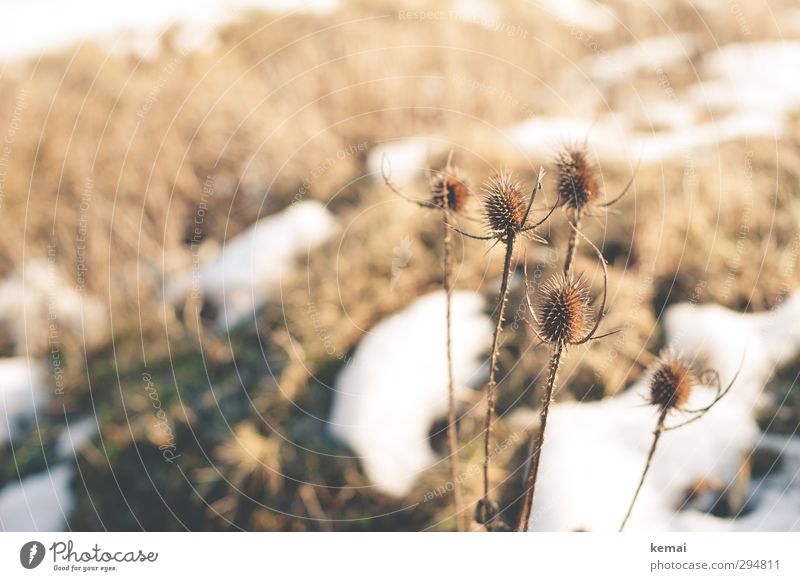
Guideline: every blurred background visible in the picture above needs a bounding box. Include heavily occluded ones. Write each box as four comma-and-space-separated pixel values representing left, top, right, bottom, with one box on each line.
0, 0, 798, 531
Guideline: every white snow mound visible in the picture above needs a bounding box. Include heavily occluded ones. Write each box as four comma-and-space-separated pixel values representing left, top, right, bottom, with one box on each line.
0, 261, 108, 356
0, 0, 340, 61
0, 358, 49, 446
516, 291, 800, 531
0, 465, 74, 531
329, 290, 491, 497
167, 200, 337, 331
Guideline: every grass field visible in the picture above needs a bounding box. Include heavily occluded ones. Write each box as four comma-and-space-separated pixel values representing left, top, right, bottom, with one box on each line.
0, 0, 798, 531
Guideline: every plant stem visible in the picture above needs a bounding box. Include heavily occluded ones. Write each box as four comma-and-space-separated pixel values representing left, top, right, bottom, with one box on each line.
481, 235, 515, 527
619, 407, 669, 531
517, 342, 563, 531
442, 214, 466, 532
563, 209, 583, 276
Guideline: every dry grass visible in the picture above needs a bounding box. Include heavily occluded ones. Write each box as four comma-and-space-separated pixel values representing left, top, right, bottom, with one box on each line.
0, 0, 798, 530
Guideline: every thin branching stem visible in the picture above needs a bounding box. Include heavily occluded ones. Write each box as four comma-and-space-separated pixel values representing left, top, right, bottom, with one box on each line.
620, 407, 669, 531
481, 234, 515, 527
442, 214, 466, 532
517, 342, 563, 531
563, 208, 583, 276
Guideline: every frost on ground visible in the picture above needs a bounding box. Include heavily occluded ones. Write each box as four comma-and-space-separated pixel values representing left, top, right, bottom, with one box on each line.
0, 358, 48, 446
166, 201, 337, 331
510, 291, 800, 531
0, 465, 74, 531
329, 290, 491, 497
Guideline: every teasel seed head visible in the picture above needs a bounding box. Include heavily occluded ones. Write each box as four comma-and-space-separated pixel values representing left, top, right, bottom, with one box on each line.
536, 273, 594, 345
430, 166, 470, 213
483, 172, 527, 238
556, 146, 602, 212
648, 352, 696, 412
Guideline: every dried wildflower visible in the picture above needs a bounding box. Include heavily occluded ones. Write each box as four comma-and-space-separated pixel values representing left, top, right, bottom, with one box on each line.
648, 353, 697, 412
619, 351, 742, 531
381, 153, 474, 530
554, 144, 636, 275
452, 168, 551, 246
537, 274, 594, 346
456, 168, 551, 530
483, 172, 528, 238
556, 147, 602, 212
517, 231, 610, 531
430, 166, 470, 213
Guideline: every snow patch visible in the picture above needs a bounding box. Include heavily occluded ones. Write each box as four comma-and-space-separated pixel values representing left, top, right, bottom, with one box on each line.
588, 34, 697, 83
508, 110, 783, 164
451, 0, 504, 30
0, 358, 49, 446
329, 290, 491, 497
0, 465, 74, 531
691, 42, 800, 124
166, 201, 337, 331
0, 261, 108, 356
0, 0, 340, 61
367, 138, 438, 186
539, 0, 617, 33
56, 417, 98, 459
515, 291, 800, 531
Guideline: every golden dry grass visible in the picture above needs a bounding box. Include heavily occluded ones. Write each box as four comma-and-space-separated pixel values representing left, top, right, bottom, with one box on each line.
0, 0, 798, 530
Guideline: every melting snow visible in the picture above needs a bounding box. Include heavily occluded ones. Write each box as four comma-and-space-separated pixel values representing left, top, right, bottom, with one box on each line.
0, 0, 340, 61
692, 42, 800, 120
0, 261, 108, 356
367, 138, 438, 186
0, 358, 48, 446
539, 0, 617, 33
587, 34, 697, 83
167, 200, 337, 331
329, 290, 491, 497
0, 465, 74, 531
56, 417, 98, 459
510, 291, 800, 531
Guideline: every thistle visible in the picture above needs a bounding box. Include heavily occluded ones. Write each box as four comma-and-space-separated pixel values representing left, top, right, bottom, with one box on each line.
516, 229, 609, 531
555, 145, 635, 275
382, 153, 472, 531
619, 351, 739, 531
556, 147, 603, 213
430, 165, 470, 214
453, 169, 552, 530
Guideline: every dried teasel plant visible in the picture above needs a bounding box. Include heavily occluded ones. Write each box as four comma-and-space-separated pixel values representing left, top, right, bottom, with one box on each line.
382, 152, 472, 531
451, 168, 553, 530
618, 350, 740, 531
555, 145, 637, 274
516, 228, 611, 531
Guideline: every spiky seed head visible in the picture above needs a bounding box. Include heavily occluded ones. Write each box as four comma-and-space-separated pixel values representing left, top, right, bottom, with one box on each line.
648, 353, 696, 412
556, 147, 602, 211
483, 172, 527, 237
430, 166, 470, 213
536, 274, 593, 345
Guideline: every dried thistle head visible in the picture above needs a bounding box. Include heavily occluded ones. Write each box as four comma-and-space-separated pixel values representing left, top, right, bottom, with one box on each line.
430, 165, 470, 213
556, 146, 602, 212
483, 172, 528, 238
648, 352, 697, 412
536, 273, 594, 345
